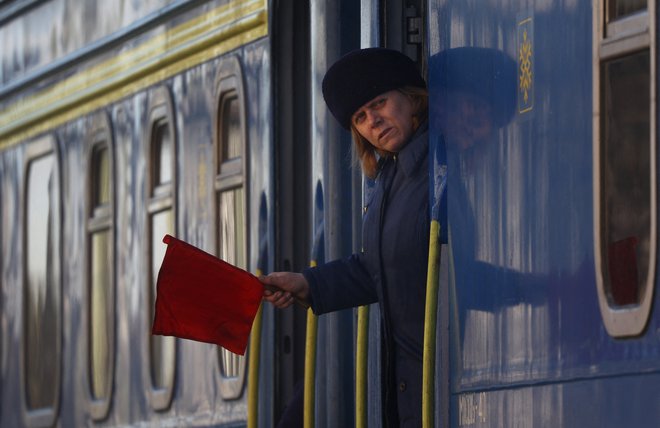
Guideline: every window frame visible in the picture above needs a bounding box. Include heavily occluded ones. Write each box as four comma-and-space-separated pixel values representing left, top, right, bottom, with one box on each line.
213, 56, 249, 400
143, 85, 178, 411
84, 112, 116, 420
593, 0, 657, 337
19, 134, 62, 428
0, 155, 3, 398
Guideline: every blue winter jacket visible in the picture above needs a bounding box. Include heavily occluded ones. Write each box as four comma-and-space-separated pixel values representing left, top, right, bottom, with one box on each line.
303, 122, 434, 427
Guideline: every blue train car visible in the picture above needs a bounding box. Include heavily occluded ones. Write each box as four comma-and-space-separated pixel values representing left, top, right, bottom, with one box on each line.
428, 0, 660, 426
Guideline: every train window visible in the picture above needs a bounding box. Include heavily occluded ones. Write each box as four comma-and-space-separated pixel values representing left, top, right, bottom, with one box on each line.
0, 164, 2, 383
153, 121, 173, 189
214, 57, 248, 400
601, 52, 650, 306
608, 0, 646, 22
85, 114, 115, 420
145, 87, 177, 410
221, 95, 242, 162
92, 147, 111, 206
22, 136, 61, 427
594, 0, 656, 336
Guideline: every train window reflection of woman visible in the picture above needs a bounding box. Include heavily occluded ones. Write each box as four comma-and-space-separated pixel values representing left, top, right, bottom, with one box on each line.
262, 48, 437, 427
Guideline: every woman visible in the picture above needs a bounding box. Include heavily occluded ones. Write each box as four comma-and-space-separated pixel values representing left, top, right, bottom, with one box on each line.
262, 48, 433, 427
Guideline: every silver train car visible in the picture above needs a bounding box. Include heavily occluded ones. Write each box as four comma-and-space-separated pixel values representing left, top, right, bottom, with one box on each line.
0, 0, 392, 426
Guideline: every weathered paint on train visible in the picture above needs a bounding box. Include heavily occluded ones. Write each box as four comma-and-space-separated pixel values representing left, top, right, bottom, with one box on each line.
1, 0, 276, 426
429, 0, 660, 426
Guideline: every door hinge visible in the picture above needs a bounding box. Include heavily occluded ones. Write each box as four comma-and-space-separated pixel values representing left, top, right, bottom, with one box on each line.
406, 6, 422, 45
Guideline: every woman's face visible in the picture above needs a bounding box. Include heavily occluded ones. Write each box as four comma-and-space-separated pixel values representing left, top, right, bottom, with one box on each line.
351, 90, 417, 153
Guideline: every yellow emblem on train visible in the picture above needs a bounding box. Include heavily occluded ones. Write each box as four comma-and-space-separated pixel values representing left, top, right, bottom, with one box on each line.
517, 16, 533, 114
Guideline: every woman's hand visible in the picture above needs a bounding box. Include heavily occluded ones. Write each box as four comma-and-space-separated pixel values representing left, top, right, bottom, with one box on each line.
260, 272, 310, 309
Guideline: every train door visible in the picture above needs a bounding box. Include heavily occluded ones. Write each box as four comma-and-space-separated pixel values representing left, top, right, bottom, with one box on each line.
358, 1, 437, 427
310, 2, 362, 427
270, 0, 312, 425
272, 1, 435, 426
428, 0, 660, 426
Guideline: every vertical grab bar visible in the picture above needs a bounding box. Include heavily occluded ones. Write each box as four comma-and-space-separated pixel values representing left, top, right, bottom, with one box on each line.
355, 305, 369, 428
247, 278, 264, 428
303, 265, 318, 428
422, 221, 441, 427
248, 194, 269, 428
423, 143, 448, 427
304, 183, 325, 428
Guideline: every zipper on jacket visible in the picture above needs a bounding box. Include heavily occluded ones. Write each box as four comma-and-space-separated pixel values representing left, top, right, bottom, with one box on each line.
378, 155, 398, 427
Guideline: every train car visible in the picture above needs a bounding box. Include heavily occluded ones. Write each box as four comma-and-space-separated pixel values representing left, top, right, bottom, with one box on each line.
428, 0, 660, 426
0, 0, 368, 426
1, 0, 659, 427
0, 0, 289, 426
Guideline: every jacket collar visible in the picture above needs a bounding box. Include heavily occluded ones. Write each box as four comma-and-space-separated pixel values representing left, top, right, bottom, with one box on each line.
396, 120, 428, 177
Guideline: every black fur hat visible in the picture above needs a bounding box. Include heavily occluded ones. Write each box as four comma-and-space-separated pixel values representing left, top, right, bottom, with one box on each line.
322, 48, 426, 129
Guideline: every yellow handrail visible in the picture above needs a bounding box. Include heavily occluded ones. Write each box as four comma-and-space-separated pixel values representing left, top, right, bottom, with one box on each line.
304, 260, 319, 428
355, 305, 370, 428
422, 220, 441, 427
247, 269, 264, 428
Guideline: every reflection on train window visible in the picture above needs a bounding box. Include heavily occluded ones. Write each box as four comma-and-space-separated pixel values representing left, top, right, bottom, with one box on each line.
153, 120, 173, 189
219, 189, 247, 272
221, 95, 242, 162
93, 147, 111, 207
601, 51, 650, 306
146, 88, 177, 410
90, 231, 112, 395
214, 62, 248, 399
87, 134, 115, 420
218, 187, 246, 379
608, 0, 646, 21
24, 148, 61, 419
594, 0, 656, 336
217, 93, 245, 380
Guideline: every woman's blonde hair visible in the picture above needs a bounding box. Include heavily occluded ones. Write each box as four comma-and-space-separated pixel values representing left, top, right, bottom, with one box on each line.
350, 86, 428, 179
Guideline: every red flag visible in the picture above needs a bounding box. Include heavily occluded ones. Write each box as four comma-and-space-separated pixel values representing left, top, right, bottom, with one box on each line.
151, 234, 262, 355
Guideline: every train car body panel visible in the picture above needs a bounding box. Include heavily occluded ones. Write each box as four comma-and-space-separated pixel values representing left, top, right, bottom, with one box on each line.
428, 0, 660, 425
308, 1, 361, 426
0, 1, 274, 426
0, 0, 268, 148
452, 372, 660, 427
0, 0, 183, 83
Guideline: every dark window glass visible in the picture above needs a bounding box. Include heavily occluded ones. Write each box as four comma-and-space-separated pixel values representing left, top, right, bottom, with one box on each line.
153, 120, 172, 189
608, 0, 646, 21
92, 146, 110, 207
219, 95, 241, 167
600, 50, 650, 306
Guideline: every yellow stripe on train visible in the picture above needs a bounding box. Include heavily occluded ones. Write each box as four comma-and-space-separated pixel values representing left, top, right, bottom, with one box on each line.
0, 0, 268, 149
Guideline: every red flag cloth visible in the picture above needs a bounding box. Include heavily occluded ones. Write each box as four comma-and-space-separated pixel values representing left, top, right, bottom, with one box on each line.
152, 234, 262, 355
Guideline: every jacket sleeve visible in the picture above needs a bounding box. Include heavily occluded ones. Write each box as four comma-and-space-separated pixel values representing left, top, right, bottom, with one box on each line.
302, 253, 378, 315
